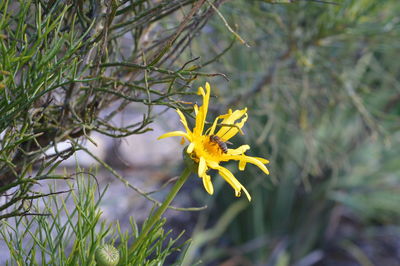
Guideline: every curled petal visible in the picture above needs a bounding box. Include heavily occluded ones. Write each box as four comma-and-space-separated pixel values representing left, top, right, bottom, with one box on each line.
208, 116, 220, 136
187, 142, 195, 153
219, 108, 247, 125
158, 131, 190, 141
239, 159, 246, 171
198, 157, 207, 178
218, 109, 233, 120
206, 160, 219, 169
193, 105, 204, 136
176, 109, 192, 135
204, 82, 211, 101
252, 156, 270, 164
193, 83, 211, 136
226, 154, 269, 175
197, 86, 205, 97
240, 155, 270, 175
216, 109, 248, 141
212, 165, 251, 201
207, 112, 233, 136
227, 145, 251, 156
217, 166, 242, 192
241, 186, 251, 201
202, 174, 214, 195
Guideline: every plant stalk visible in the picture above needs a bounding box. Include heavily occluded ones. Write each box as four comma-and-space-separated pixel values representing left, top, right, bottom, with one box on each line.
130, 167, 191, 252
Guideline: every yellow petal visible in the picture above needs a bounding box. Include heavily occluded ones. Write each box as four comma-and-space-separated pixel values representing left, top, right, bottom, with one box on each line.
240, 155, 270, 175
176, 109, 192, 135
187, 142, 195, 153
194, 107, 205, 136
227, 145, 250, 155
214, 165, 251, 201
239, 159, 246, 171
193, 83, 211, 136
241, 186, 251, 201
197, 86, 205, 97
205, 82, 211, 94
252, 157, 270, 164
217, 166, 242, 192
216, 109, 248, 141
219, 108, 246, 126
202, 174, 214, 195
206, 160, 220, 169
218, 109, 232, 120
158, 131, 190, 140
206, 111, 230, 136
198, 157, 207, 177
208, 116, 220, 136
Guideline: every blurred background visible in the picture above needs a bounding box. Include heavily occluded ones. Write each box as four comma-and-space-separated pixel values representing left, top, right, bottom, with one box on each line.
1, 0, 400, 265
178, 1, 400, 265
94, 1, 400, 265
144, 1, 400, 265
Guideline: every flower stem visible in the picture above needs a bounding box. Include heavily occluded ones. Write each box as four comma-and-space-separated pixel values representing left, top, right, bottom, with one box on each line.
130, 167, 191, 252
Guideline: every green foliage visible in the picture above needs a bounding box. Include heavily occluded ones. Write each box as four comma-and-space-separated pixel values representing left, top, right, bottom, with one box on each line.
0, 171, 187, 265
0, 0, 219, 217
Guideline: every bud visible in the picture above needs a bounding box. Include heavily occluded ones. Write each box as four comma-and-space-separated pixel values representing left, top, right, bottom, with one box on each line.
95, 244, 120, 266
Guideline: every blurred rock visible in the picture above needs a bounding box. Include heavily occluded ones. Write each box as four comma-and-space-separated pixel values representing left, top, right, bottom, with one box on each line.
52, 133, 109, 167
118, 123, 182, 167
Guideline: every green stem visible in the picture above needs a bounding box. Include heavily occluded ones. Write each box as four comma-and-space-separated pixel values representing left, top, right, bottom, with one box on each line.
130, 167, 192, 252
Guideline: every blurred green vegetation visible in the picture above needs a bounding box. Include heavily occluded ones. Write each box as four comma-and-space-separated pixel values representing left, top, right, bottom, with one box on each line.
0, 170, 187, 265
0, 0, 213, 217
183, 0, 400, 264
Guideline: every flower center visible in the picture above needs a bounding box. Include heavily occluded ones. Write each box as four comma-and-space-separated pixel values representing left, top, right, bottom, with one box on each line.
191, 136, 225, 163
202, 135, 224, 157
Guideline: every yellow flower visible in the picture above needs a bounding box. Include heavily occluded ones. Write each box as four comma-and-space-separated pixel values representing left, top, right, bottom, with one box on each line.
158, 82, 270, 201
